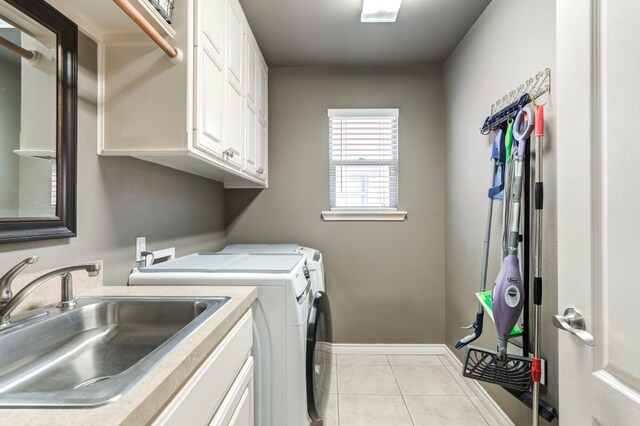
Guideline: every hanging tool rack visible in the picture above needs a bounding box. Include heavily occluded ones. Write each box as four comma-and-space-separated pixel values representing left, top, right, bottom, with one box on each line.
480, 68, 551, 135
477, 68, 558, 423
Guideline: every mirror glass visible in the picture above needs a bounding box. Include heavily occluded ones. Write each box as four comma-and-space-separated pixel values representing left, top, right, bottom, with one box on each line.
0, 4, 57, 219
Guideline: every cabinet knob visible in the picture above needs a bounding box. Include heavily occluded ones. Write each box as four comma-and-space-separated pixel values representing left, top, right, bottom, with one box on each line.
223, 149, 234, 159
257, 167, 264, 175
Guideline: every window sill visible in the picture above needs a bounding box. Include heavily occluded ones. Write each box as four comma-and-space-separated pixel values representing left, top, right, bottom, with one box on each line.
321, 210, 408, 222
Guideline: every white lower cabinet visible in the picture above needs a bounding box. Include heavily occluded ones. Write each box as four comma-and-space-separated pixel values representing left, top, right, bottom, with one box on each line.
210, 357, 254, 426
226, 387, 252, 426
153, 311, 254, 426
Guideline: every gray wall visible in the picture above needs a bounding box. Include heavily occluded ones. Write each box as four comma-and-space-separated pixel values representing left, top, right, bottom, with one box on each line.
226, 66, 446, 344
0, 33, 227, 286
443, 0, 558, 424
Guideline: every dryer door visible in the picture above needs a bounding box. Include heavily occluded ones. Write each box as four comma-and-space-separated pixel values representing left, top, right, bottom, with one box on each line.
306, 291, 333, 422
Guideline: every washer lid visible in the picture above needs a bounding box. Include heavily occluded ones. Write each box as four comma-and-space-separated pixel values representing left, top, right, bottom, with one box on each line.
221, 244, 300, 254
140, 253, 303, 273
306, 291, 333, 422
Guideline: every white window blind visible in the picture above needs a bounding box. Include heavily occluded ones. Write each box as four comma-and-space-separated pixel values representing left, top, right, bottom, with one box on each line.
328, 108, 399, 211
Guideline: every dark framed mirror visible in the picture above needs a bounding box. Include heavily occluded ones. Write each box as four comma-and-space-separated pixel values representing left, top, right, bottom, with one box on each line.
0, 0, 77, 243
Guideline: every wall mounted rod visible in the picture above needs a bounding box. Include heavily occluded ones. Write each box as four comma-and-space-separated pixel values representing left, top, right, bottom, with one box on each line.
112, 0, 181, 61
0, 35, 34, 60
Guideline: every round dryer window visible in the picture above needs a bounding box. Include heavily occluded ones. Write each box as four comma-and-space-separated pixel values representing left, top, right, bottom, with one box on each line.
306, 291, 333, 422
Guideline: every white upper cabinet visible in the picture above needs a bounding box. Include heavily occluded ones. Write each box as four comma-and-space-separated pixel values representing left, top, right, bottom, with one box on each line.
194, 0, 225, 158
61, 0, 268, 188
244, 107, 258, 175
222, 0, 245, 169
200, 0, 224, 63
226, 0, 244, 92
243, 28, 260, 176
257, 58, 268, 181
224, 76, 245, 169
245, 32, 258, 110
258, 119, 267, 181
258, 58, 268, 124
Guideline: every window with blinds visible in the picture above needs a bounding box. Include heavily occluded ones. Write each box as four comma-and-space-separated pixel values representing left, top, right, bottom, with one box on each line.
328, 109, 399, 211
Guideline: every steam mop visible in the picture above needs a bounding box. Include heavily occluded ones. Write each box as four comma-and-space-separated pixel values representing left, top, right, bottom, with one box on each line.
462, 106, 534, 392
456, 129, 506, 349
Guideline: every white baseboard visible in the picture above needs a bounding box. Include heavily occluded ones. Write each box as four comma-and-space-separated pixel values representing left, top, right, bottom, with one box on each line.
331, 343, 514, 425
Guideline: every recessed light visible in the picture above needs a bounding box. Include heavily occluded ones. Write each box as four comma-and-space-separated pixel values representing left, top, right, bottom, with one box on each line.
361, 0, 403, 23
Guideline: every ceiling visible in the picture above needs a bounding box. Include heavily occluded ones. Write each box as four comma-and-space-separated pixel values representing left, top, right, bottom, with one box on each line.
238, 0, 491, 67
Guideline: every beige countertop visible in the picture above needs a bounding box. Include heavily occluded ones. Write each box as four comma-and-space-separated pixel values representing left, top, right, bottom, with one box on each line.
0, 284, 257, 426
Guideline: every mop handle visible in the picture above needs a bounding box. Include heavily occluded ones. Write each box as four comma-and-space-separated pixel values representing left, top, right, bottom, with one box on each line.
507, 156, 525, 255
532, 105, 545, 426
534, 104, 544, 304
514, 106, 535, 156
507, 107, 534, 255
533, 105, 544, 286
481, 159, 497, 287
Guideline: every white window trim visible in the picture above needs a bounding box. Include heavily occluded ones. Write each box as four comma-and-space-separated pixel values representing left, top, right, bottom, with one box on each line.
326, 108, 405, 221
328, 108, 399, 118
321, 210, 407, 222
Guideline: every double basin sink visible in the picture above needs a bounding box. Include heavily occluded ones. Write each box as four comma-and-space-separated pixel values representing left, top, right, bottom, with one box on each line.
0, 296, 229, 407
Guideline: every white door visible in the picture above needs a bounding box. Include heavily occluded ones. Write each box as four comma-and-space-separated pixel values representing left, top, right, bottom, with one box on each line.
557, 1, 640, 424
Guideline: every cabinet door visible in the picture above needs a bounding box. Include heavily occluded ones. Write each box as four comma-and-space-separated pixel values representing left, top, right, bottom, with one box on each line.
224, 82, 244, 168
256, 58, 267, 181
243, 30, 259, 175
244, 106, 257, 175
228, 385, 253, 426
245, 31, 258, 110
154, 312, 253, 426
257, 122, 267, 181
226, 0, 244, 91
258, 59, 267, 123
209, 357, 254, 426
194, 0, 225, 157
223, 0, 244, 168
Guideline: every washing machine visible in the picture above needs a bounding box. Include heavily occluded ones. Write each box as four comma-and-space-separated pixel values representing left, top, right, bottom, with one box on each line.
221, 244, 326, 293
220, 244, 331, 422
128, 253, 333, 425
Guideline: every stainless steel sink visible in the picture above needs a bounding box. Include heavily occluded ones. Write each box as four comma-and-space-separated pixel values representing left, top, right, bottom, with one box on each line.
0, 296, 229, 407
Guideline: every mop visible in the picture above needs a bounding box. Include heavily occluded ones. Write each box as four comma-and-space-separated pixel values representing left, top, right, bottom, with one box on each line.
462, 106, 535, 392
456, 128, 506, 349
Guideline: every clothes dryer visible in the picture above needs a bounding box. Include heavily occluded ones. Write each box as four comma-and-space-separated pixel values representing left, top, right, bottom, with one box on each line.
221, 244, 326, 293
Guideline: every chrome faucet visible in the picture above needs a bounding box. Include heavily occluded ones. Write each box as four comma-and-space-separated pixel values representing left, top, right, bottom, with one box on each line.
0, 260, 101, 326
0, 255, 39, 306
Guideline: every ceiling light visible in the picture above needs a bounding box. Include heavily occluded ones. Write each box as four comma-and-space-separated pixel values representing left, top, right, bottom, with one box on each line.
361, 0, 403, 23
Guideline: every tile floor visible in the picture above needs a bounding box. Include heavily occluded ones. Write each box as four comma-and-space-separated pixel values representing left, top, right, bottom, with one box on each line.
323, 354, 501, 426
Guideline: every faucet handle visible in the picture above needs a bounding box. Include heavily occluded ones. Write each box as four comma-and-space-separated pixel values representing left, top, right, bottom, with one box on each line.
0, 256, 39, 304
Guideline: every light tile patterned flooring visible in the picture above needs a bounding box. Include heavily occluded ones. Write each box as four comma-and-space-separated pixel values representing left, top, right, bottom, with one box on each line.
323, 354, 500, 426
